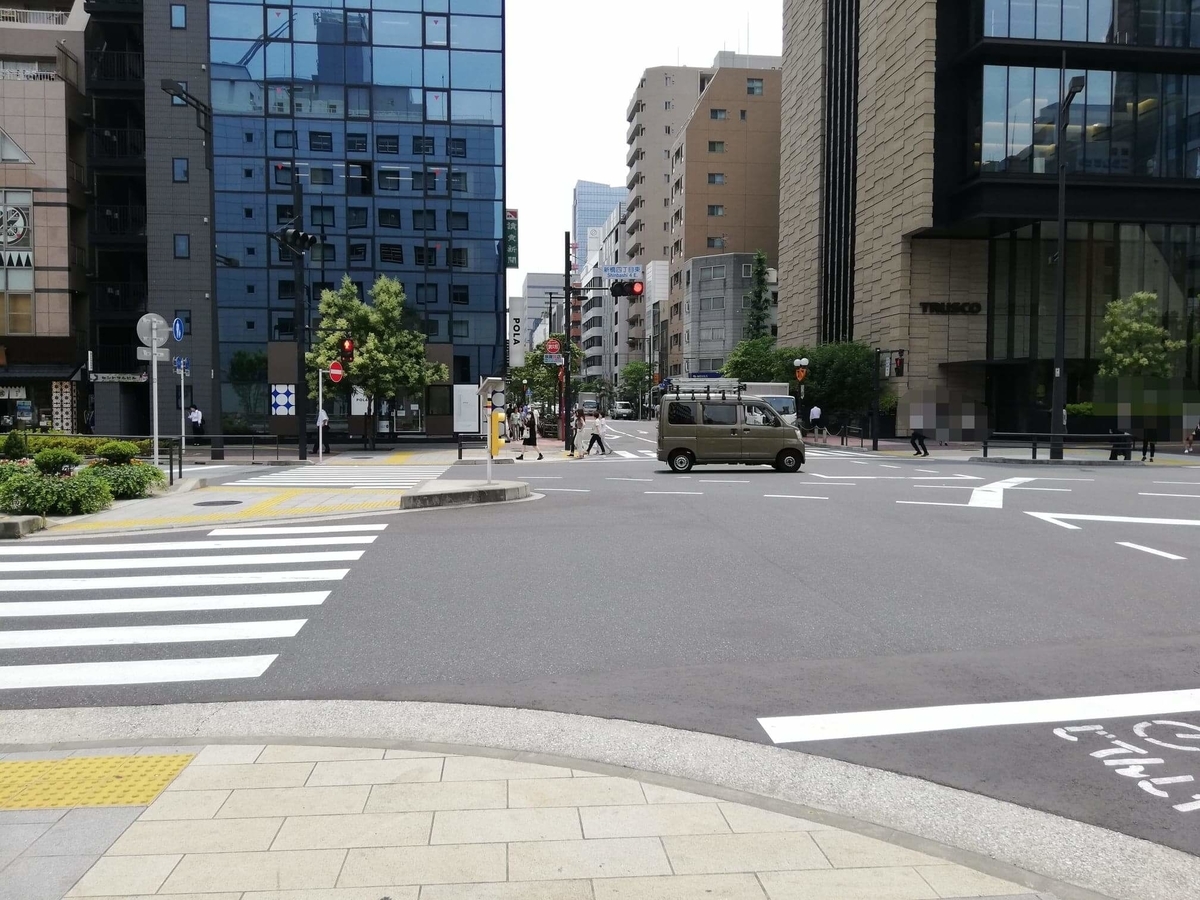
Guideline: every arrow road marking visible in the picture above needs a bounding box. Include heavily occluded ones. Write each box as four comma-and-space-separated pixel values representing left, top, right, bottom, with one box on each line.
899, 477, 1034, 509
1027, 512, 1200, 531
809, 473, 982, 481
1116, 542, 1186, 561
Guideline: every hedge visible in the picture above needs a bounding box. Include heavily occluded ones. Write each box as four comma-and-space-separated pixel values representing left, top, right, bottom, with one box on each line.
2, 433, 154, 460
89, 461, 166, 500
34, 448, 82, 476
0, 469, 112, 516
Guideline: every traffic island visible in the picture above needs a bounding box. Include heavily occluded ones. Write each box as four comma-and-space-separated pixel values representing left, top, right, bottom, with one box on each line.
399, 479, 529, 510
0, 514, 45, 538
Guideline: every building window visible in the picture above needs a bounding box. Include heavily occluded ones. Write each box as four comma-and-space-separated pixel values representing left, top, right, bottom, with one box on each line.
747, 78, 764, 95
415, 283, 437, 304
278, 280, 295, 300
740, 109, 747, 120
376, 134, 399, 154
310, 167, 333, 185
243, 167, 253, 179
742, 263, 753, 277
172, 158, 189, 182
451, 319, 469, 339
243, 207, 254, 219
449, 211, 469, 230
707, 237, 725, 249
346, 133, 367, 153
276, 204, 294, 224
700, 327, 726, 341
699, 296, 726, 311
710, 108, 727, 120
347, 207, 367, 228
414, 245, 437, 267
170, 80, 188, 106
413, 209, 436, 230
378, 208, 401, 228
378, 167, 401, 190
311, 206, 334, 227
173, 309, 191, 334
312, 243, 335, 262
708, 141, 725, 153
664, 125, 672, 135
273, 162, 293, 185
413, 136, 434, 155
274, 131, 296, 149
349, 243, 368, 263
347, 163, 372, 195
244, 131, 254, 143
309, 132, 333, 152
449, 171, 467, 192
451, 285, 470, 304
708, 172, 725, 184
380, 243, 404, 264
170, 4, 186, 28
412, 170, 436, 191
700, 266, 726, 280
664, 100, 673, 110
707, 205, 725, 216
450, 247, 468, 267
173, 234, 190, 258
448, 137, 467, 157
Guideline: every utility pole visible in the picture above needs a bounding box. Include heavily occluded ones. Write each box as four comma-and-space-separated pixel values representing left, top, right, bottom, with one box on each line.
563, 230, 573, 453
292, 179, 308, 461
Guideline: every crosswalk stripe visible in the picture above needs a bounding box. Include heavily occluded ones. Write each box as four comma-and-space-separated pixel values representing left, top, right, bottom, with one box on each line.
209, 525, 387, 535
0, 655, 278, 689
0, 568, 350, 593
615, 450, 638, 459
0, 550, 364, 574
0, 591, 331, 618
0, 620, 307, 649
0, 537, 377, 556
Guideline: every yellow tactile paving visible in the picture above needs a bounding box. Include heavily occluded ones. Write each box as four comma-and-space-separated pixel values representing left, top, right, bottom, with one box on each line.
0, 754, 193, 809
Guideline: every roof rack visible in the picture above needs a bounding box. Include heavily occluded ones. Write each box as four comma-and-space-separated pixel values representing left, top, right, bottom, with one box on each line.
666, 378, 746, 401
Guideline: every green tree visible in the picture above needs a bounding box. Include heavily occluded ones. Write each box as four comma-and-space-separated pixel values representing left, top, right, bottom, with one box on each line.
1098, 291, 1186, 377
306, 275, 447, 449
619, 361, 651, 414
802, 342, 876, 422
508, 334, 582, 411
722, 336, 779, 382
743, 249, 772, 339
228, 350, 268, 421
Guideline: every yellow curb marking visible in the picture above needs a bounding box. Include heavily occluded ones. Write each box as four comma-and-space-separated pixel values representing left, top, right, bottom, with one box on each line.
51, 498, 404, 530
0, 755, 192, 809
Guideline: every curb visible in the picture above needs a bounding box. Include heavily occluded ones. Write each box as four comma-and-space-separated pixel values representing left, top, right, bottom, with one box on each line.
452, 458, 516, 466
399, 480, 529, 510
968, 457, 1146, 466
0, 514, 44, 539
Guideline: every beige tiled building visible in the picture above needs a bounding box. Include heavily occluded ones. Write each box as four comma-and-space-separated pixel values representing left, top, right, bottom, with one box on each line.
0, 0, 89, 431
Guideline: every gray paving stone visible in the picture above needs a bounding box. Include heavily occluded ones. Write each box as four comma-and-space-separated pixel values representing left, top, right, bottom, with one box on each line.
0, 811, 65, 826
25, 808, 143, 857
0, 823, 52, 869
0, 854, 97, 900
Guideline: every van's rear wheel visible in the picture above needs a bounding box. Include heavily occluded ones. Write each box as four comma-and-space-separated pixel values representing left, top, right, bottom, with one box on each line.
669, 450, 694, 473
775, 449, 802, 473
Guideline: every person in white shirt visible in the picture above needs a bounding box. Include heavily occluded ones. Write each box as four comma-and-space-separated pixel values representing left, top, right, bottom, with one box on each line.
187, 405, 204, 440
585, 411, 608, 456
313, 407, 330, 453
808, 405, 822, 443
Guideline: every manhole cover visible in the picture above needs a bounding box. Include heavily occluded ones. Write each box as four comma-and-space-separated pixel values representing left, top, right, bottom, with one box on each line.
194, 500, 243, 507
352, 456, 373, 460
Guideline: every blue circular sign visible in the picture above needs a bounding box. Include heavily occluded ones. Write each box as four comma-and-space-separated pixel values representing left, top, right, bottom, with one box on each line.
172, 317, 185, 341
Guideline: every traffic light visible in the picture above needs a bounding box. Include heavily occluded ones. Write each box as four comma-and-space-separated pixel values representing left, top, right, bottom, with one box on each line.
894, 351, 905, 377
610, 280, 645, 298
490, 410, 506, 458
279, 227, 320, 254
339, 337, 355, 365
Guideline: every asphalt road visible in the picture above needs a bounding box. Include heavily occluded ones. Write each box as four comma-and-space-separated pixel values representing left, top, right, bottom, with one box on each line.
4, 430, 1200, 857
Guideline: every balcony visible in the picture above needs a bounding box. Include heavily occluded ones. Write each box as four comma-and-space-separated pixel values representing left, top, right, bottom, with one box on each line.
626, 115, 641, 145
626, 160, 642, 193
85, 50, 144, 87
88, 128, 145, 163
93, 344, 138, 373
83, 0, 142, 15
91, 282, 148, 318
0, 8, 69, 25
89, 204, 147, 239
625, 208, 642, 237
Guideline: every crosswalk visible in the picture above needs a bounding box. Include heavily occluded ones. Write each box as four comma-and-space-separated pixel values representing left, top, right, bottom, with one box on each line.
0, 523, 386, 691
231, 465, 450, 490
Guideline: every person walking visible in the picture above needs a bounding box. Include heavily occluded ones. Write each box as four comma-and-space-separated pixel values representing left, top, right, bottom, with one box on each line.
516, 407, 542, 460
1187, 419, 1200, 453
808, 404, 823, 443
1141, 420, 1157, 462
910, 428, 929, 457
570, 409, 585, 458
313, 406, 329, 454
585, 410, 608, 456
187, 405, 205, 441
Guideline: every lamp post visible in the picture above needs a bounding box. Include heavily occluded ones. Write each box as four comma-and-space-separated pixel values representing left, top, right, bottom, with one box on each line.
1050, 61, 1087, 460
160, 79, 224, 460
793, 357, 809, 429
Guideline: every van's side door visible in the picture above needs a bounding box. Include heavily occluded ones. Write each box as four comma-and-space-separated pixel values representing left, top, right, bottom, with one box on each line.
741, 402, 785, 462
697, 402, 740, 461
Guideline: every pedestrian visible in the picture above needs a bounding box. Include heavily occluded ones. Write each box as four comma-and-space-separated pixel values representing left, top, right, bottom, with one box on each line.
585, 410, 608, 456
910, 428, 929, 457
808, 404, 823, 443
1108, 427, 1132, 461
313, 406, 329, 454
516, 407, 542, 460
1141, 421, 1157, 462
570, 409, 585, 458
187, 404, 205, 440
1187, 420, 1200, 453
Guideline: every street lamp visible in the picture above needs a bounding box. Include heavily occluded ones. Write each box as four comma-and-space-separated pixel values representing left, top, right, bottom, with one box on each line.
160, 79, 224, 460
793, 358, 809, 432
1050, 65, 1087, 460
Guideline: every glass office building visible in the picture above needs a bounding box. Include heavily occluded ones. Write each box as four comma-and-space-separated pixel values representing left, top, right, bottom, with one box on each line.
208, 0, 504, 434
572, 180, 625, 272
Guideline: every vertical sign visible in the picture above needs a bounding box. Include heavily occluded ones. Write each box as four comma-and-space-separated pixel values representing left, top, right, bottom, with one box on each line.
509, 294, 526, 368
504, 209, 519, 269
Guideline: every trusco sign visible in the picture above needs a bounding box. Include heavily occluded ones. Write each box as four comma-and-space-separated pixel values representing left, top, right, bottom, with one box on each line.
920, 302, 982, 315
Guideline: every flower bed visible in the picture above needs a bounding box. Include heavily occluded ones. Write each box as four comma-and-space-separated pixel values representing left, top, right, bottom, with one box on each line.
0, 440, 166, 517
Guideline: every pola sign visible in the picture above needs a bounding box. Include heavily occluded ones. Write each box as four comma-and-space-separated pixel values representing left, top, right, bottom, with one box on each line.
509, 295, 526, 367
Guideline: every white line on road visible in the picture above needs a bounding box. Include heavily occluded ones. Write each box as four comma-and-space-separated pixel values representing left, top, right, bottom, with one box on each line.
896, 500, 974, 508
1026, 512, 1200, 531
606, 478, 653, 482
644, 491, 704, 496
0, 591, 331, 618
208, 525, 387, 536
0, 656, 278, 690
0, 551, 364, 574
614, 451, 639, 459
914, 485, 974, 489
880, 465, 902, 469
967, 477, 1036, 508
700, 480, 750, 484
1009, 487, 1072, 492
764, 495, 829, 500
523, 477, 563, 480
1116, 542, 1186, 561
1153, 482, 1200, 486
809, 474, 982, 481
0, 537, 377, 556
0, 569, 350, 593
604, 427, 656, 444
1139, 492, 1200, 499
758, 688, 1200, 743
0, 620, 307, 649
916, 469, 939, 474
540, 488, 591, 493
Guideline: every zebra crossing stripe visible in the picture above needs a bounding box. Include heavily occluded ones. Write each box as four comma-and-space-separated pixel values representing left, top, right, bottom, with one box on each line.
0, 591, 331, 618
0, 656, 278, 690
614, 451, 638, 459
209, 525, 387, 535
0, 569, 351, 593
0, 537, 377, 556
0, 620, 307, 650
0, 551, 364, 574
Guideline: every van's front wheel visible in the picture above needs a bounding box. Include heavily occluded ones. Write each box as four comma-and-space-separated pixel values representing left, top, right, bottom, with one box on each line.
669, 450, 694, 473
775, 449, 802, 473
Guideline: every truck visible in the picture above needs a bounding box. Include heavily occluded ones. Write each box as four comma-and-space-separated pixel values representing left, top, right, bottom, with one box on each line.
740, 382, 797, 425
576, 392, 599, 415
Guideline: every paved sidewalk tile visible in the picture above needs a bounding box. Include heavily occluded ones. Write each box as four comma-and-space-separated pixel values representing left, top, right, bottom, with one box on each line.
168, 762, 313, 791
138, 790, 230, 821
662, 832, 831, 874
580, 802, 731, 838
639, 783, 715, 804
257, 746, 385, 764
0, 854, 98, 900
0, 810, 66, 825
0, 821, 51, 865
440, 757, 571, 781
242, 890, 417, 900
216, 786, 370, 818
718, 803, 830, 833
106, 817, 283, 855
757, 866, 938, 900
507, 777, 647, 808
915, 864, 1031, 897
366, 780, 507, 812
810, 831, 944, 868
158, 849, 346, 893
507, 837, 672, 881
430, 807, 582, 844
66, 854, 181, 896
421, 883, 593, 900
305, 758, 443, 786
592, 873, 768, 900
270, 812, 431, 849
190, 745, 264, 766
337, 843, 506, 887
25, 808, 143, 856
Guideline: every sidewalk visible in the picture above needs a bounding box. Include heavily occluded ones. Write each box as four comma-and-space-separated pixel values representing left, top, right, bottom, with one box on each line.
0, 742, 1050, 900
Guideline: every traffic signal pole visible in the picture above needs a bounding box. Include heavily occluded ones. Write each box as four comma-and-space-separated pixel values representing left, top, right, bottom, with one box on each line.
292, 179, 309, 461
563, 230, 572, 454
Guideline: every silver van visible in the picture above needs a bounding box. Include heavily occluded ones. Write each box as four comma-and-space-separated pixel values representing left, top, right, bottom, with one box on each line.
657, 391, 805, 473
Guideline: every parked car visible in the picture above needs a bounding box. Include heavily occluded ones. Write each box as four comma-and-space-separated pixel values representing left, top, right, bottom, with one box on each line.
611, 401, 634, 420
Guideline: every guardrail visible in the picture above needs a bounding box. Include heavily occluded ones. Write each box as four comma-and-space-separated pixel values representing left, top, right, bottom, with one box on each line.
457, 433, 488, 459
196, 434, 282, 462
0, 8, 69, 25
981, 432, 1134, 460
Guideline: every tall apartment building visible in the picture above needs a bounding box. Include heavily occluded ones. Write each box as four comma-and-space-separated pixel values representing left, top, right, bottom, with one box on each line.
777, 0, 1200, 434
663, 62, 781, 376
571, 179, 623, 274
520, 271, 561, 346
0, 1, 88, 433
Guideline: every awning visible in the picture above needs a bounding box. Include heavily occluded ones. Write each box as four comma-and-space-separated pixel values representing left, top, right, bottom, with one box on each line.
0, 364, 84, 382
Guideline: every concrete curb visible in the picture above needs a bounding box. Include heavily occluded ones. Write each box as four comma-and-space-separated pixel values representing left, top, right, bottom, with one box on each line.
452, 458, 516, 466
2, 701, 1188, 900
0, 514, 44, 539
969, 457, 1146, 466
399, 479, 529, 510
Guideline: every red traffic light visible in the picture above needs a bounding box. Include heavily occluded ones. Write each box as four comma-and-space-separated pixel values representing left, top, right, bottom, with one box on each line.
610, 280, 646, 299
339, 337, 355, 364
631, 280, 644, 297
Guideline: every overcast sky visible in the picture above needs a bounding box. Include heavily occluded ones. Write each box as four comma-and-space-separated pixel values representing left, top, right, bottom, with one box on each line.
503, 0, 783, 298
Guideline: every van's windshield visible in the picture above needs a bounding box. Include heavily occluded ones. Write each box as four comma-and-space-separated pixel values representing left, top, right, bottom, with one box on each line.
763, 396, 796, 416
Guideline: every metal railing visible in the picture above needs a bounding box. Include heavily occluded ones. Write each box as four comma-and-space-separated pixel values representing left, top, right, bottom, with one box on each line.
92, 344, 138, 372
0, 8, 69, 25
193, 434, 283, 462
88, 128, 145, 160
85, 50, 144, 83
981, 432, 1134, 459
2, 431, 182, 485
91, 282, 148, 316
0, 67, 57, 81
67, 158, 86, 186
89, 205, 147, 237
457, 433, 488, 459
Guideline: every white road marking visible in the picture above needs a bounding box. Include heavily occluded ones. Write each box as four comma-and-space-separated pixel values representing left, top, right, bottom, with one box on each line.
1116, 542, 1186, 561
700, 480, 750, 483
0, 591, 331, 618
1027, 512, 1200, 531
637, 430, 649, 435
967, 477, 1036, 508
0, 537, 376, 556
916, 469, 939, 474
523, 476, 564, 480
1009, 487, 1072, 492
614, 451, 639, 459
1140, 492, 1200, 499
606, 478, 653, 482
604, 427, 656, 445
797, 482, 856, 486
540, 488, 591, 493
1029, 478, 1094, 482
208, 525, 387, 536
0, 569, 350, 593
645, 491, 704, 496
1153, 482, 1200, 486
0, 620, 307, 649
758, 688, 1200, 743
0, 551, 363, 574
914, 485, 973, 489
810, 473, 982, 481
764, 495, 829, 500
0, 656, 278, 690
880, 465, 902, 469
896, 500, 976, 508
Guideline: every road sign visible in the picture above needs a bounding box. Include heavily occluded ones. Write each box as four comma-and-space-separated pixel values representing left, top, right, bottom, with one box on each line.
172, 355, 191, 373
504, 209, 518, 269
137, 313, 169, 348
136, 346, 170, 362
171, 317, 185, 342
795, 367, 808, 382
544, 353, 564, 366
490, 390, 505, 409
601, 265, 643, 280
328, 360, 344, 383
90, 372, 147, 383
545, 338, 561, 355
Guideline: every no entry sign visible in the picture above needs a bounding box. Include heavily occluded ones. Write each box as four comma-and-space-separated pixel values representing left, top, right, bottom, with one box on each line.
328, 361, 344, 383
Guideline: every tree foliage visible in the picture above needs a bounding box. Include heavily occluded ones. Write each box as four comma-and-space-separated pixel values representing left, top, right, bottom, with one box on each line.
1098, 291, 1185, 378
305, 275, 447, 448
229, 350, 268, 419
619, 361, 651, 405
722, 338, 878, 421
508, 334, 582, 410
743, 249, 772, 340
721, 336, 779, 382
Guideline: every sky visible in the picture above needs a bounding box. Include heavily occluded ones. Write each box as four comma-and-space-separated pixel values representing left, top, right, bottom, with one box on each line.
503, 0, 784, 299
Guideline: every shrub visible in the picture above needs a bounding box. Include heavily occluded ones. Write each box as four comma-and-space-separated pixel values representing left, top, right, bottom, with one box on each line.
2, 430, 28, 460
0, 460, 29, 484
0, 470, 58, 516
90, 461, 166, 499
53, 471, 112, 515
96, 440, 140, 465
34, 448, 82, 476
1066, 402, 1095, 418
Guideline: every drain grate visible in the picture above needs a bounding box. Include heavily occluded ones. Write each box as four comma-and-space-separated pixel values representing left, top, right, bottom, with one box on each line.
194, 500, 243, 507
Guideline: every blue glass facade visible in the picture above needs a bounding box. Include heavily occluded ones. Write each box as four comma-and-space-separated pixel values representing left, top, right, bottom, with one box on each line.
572, 180, 625, 271
208, 0, 504, 428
